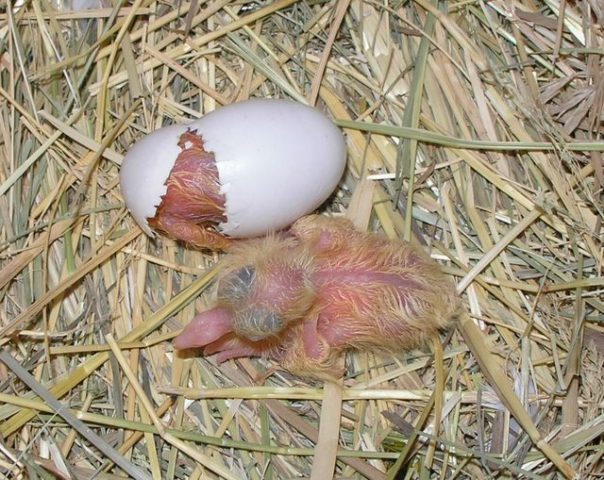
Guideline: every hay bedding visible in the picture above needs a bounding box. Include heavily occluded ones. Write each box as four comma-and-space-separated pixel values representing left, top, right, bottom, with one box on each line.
0, 1, 603, 478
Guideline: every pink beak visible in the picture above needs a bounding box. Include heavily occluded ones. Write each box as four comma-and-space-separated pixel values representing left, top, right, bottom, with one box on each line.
173, 307, 233, 350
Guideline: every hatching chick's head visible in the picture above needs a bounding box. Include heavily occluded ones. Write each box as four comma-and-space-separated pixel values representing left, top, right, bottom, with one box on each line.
173, 236, 316, 354
217, 241, 316, 340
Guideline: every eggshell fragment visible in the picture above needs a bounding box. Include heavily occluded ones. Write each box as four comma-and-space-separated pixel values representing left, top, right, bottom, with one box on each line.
120, 99, 347, 246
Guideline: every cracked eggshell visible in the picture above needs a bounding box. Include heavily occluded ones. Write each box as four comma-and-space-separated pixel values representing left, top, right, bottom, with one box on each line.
120, 99, 347, 238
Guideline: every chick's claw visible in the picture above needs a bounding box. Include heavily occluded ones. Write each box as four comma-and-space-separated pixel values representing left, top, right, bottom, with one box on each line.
175, 215, 459, 377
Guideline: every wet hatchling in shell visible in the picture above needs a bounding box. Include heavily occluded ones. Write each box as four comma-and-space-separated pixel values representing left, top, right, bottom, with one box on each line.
120, 99, 347, 249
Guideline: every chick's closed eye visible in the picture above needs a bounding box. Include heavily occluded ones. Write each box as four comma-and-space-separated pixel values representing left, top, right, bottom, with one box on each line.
218, 265, 256, 302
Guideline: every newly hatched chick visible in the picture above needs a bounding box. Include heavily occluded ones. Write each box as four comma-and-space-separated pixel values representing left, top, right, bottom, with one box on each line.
174, 215, 459, 376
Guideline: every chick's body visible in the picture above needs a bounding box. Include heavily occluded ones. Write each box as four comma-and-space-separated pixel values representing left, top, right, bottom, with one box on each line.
175, 215, 459, 376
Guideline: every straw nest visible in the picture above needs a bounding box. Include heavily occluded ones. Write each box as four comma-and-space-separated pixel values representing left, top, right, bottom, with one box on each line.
1, 1, 603, 479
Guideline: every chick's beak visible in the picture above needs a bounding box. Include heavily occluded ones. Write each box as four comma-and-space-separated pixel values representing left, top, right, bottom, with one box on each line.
174, 307, 233, 350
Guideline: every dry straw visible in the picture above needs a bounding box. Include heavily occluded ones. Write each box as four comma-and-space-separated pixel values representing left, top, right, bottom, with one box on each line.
1, 1, 603, 479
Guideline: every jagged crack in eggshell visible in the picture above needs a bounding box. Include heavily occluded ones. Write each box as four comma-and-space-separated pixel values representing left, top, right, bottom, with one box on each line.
120, 99, 347, 239
120, 124, 189, 236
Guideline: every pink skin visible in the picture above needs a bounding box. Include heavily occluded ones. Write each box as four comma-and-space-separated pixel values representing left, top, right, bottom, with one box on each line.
148, 130, 231, 250
174, 215, 459, 376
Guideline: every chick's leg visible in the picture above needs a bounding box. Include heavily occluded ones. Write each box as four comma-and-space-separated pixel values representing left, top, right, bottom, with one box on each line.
290, 215, 356, 250
301, 314, 328, 360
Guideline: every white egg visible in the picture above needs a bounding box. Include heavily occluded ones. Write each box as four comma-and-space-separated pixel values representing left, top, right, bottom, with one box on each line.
120, 99, 346, 243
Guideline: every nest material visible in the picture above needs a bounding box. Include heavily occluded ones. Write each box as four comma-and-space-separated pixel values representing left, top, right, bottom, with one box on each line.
0, 1, 603, 479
